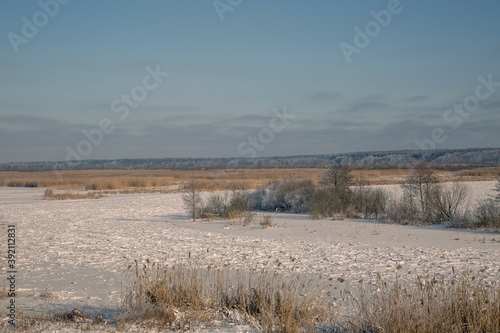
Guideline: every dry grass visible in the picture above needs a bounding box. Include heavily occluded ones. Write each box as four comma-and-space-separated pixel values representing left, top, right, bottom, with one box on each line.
0, 169, 324, 191
1, 268, 498, 332
44, 188, 104, 200
458, 167, 500, 179
39, 289, 56, 299
122, 260, 334, 332
352, 167, 500, 184
123, 263, 500, 332
1, 167, 499, 192
0, 308, 115, 332
260, 215, 274, 229
242, 212, 255, 226
346, 271, 500, 333
0, 171, 176, 190
98, 188, 181, 195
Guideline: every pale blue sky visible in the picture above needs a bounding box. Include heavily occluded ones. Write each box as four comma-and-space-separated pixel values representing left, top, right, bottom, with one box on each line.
1, 0, 499, 163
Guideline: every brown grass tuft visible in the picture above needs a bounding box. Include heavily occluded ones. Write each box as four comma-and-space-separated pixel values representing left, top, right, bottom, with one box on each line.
347, 271, 500, 333
259, 215, 274, 229
122, 260, 334, 331
43, 189, 104, 200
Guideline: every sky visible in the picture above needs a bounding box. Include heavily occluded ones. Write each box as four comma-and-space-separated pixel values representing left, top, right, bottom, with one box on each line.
0, 0, 499, 163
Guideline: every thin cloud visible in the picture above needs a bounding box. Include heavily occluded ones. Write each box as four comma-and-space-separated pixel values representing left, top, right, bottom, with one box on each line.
309, 92, 341, 102
345, 94, 387, 113
407, 95, 428, 103
0, 114, 68, 128
115, 59, 163, 70
482, 99, 500, 111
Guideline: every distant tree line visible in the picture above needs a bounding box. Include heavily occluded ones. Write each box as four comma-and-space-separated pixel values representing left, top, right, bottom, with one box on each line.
1, 148, 500, 171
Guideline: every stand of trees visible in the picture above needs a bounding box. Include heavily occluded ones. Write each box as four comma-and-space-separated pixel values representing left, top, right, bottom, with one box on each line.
2, 148, 500, 171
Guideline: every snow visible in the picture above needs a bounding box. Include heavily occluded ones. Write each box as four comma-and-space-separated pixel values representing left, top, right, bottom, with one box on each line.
0, 181, 499, 332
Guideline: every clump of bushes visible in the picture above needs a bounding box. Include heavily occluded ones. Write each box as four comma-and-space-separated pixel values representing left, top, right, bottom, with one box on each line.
246, 165, 500, 232
352, 185, 388, 220
183, 182, 252, 222
449, 199, 500, 232
246, 178, 315, 213
183, 167, 500, 231
386, 166, 500, 230
198, 190, 251, 220
246, 169, 387, 221
475, 199, 500, 231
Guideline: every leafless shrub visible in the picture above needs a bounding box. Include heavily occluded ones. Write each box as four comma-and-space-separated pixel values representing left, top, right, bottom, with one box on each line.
392, 167, 469, 225
429, 182, 468, 221
183, 181, 202, 222
444, 197, 500, 232
385, 197, 420, 225
198, 189, 251, 221
448, 212, 474, 230
228, 189, 249, 217
309, 187, 334, 220
201, 192, 231, 219
242, 212, 255, 226
352, 185, 388, 219
402, 164, 439, 223
308, 186, 354, 220
474, 200, 500, 232
260, 215, 274, 229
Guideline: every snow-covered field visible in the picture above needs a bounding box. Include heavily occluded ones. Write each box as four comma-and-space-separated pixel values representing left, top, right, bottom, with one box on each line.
0, 181, 499, 332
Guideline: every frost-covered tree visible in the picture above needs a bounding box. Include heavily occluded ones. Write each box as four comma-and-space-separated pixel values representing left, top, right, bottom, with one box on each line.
183, 181, 201, 222
402, 163, 439, 222
320, 164, 354, 191
319, 164, 354, 216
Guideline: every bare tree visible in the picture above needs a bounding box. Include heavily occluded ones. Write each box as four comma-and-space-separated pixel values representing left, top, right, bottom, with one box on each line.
430, 182, 468, 221
183, 181, 201, 222
402, 164, 438, 221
